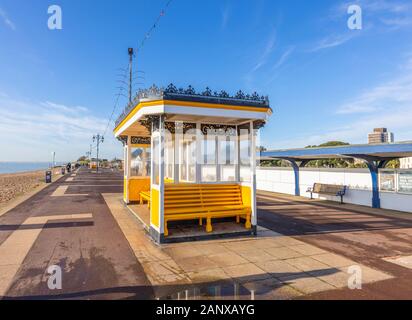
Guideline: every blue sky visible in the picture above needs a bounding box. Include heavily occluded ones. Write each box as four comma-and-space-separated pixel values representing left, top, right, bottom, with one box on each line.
0, 0, 412, 161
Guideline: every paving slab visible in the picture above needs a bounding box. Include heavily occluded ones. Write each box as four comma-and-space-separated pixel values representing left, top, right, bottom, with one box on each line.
1, 168, 153, 300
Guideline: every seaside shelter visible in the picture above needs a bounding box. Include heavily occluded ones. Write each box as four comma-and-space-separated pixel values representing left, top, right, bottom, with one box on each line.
114, 84, 272, 243
262, 142, 412, 209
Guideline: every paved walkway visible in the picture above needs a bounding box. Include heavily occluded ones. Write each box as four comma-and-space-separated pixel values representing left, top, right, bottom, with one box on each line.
257, 191, 412, 299
1, 169, 411, 300
0, 168, 153, 300
103, 193, 393, 300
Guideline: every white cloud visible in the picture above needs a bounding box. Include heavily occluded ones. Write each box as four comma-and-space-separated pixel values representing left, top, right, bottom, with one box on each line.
381, 17, 412, 28
334, 0, 411, 16
41, 101, 89, 114
0, 8, 16, 31
221, 4, 231, 30
0, 95, 122, 162
309, 32, 357, 52
337, 74, 412, 114
251, 30, 277, 72
264, 54, 412, 149
310, 0, 412, 53
272, 47, 294, 70
265, 104, 412, 149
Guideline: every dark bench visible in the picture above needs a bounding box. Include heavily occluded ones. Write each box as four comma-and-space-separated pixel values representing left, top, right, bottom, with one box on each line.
306, 183, 347, 204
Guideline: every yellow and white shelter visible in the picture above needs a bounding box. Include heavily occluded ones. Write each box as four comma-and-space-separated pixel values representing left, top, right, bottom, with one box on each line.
114, 84, 272, 243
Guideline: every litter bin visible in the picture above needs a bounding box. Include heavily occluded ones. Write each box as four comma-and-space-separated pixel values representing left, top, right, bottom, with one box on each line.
45, 171, 52, 183
61, 167, 66, 175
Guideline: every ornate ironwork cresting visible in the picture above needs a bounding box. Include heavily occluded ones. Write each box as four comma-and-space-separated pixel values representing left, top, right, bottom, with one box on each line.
115, 84, 270, 128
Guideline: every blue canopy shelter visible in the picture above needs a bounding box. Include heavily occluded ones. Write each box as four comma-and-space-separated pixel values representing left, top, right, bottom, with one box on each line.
261, 142, 412, 208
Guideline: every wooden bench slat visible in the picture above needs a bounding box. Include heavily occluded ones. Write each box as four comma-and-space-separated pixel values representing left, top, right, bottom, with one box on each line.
163, 184, 251, 236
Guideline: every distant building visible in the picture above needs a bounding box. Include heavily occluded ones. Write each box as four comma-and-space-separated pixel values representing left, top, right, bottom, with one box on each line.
368, 128, 394, 144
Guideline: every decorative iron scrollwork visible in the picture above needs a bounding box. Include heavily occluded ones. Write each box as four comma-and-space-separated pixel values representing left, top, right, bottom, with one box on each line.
219, 90, 229, 98
165, 83, 178, 94
117, 136, 128, 145
253, 120, 266, 130
185, 85, 196, 95
162, 83, 268, 102
115, 83, 270, 128
131, 136, 151, 145
165, 122, 176, 134
183, 122, 197, 134
235, 90, 245, 99
201, 124, 236, 136
139, 115, 160, 133
202, 87, 212, 96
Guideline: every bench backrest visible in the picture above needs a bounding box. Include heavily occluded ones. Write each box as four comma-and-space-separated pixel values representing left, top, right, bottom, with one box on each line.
313, 183, 346, 194
164, 184, 244, 214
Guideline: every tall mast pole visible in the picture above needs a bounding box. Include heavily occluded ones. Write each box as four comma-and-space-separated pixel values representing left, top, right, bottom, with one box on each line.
128, 48, 134, 104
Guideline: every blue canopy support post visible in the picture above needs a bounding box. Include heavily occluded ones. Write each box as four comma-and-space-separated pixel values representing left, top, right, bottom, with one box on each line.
359, 158, 391, 209
286, 159, 309, 197
366, 161, 380, 209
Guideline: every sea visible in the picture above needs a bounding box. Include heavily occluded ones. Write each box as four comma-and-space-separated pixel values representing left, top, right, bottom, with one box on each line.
0, 162, 65, 174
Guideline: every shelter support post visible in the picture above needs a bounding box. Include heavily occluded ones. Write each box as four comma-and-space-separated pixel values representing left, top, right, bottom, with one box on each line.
123, 136, 131, 204
287, 159, 309, 196
149, 115, 166, 243
364, 159, 389, 209
250, 121, 257, 234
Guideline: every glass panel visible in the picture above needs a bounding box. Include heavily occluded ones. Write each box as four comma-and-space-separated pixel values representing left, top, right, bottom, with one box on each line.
188, 139, 196, 182
379, 171, 395, 191
240, 166, 250, 182
180, 139, 196, 182
130, 147, 150, 177
202, 165, 216, 182
153, 137, 159, 185
239, 129, 250, 182
201, 136, 216, 182
145, 147, 151, 177
165, 138, 174, 181
180, 141, 187, 181
131, 147, 144, 177
221, 165, 236, 181
398, 170, 412, 193
218, 136, 235, 165
218, 136, 235, 182
203, 137, 216, 164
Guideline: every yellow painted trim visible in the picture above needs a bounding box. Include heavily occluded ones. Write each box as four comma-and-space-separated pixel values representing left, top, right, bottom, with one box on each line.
114, 100, 163, 134
130, 143, 150, 148
241, 185, 252, 207
165, 100, 271, 113
113, 99, 271, 134
128, 177, 150, 202
123, 177, 128, 202
150, 188, 160, 228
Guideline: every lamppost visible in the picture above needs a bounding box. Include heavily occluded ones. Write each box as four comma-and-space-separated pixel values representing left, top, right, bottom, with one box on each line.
51, 151, 56, 168
93, 134, 104, 172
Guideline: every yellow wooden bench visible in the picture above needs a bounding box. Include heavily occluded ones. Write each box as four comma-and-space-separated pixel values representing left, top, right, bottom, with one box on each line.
139, 191, 151, 208
164, 184, 251, 236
